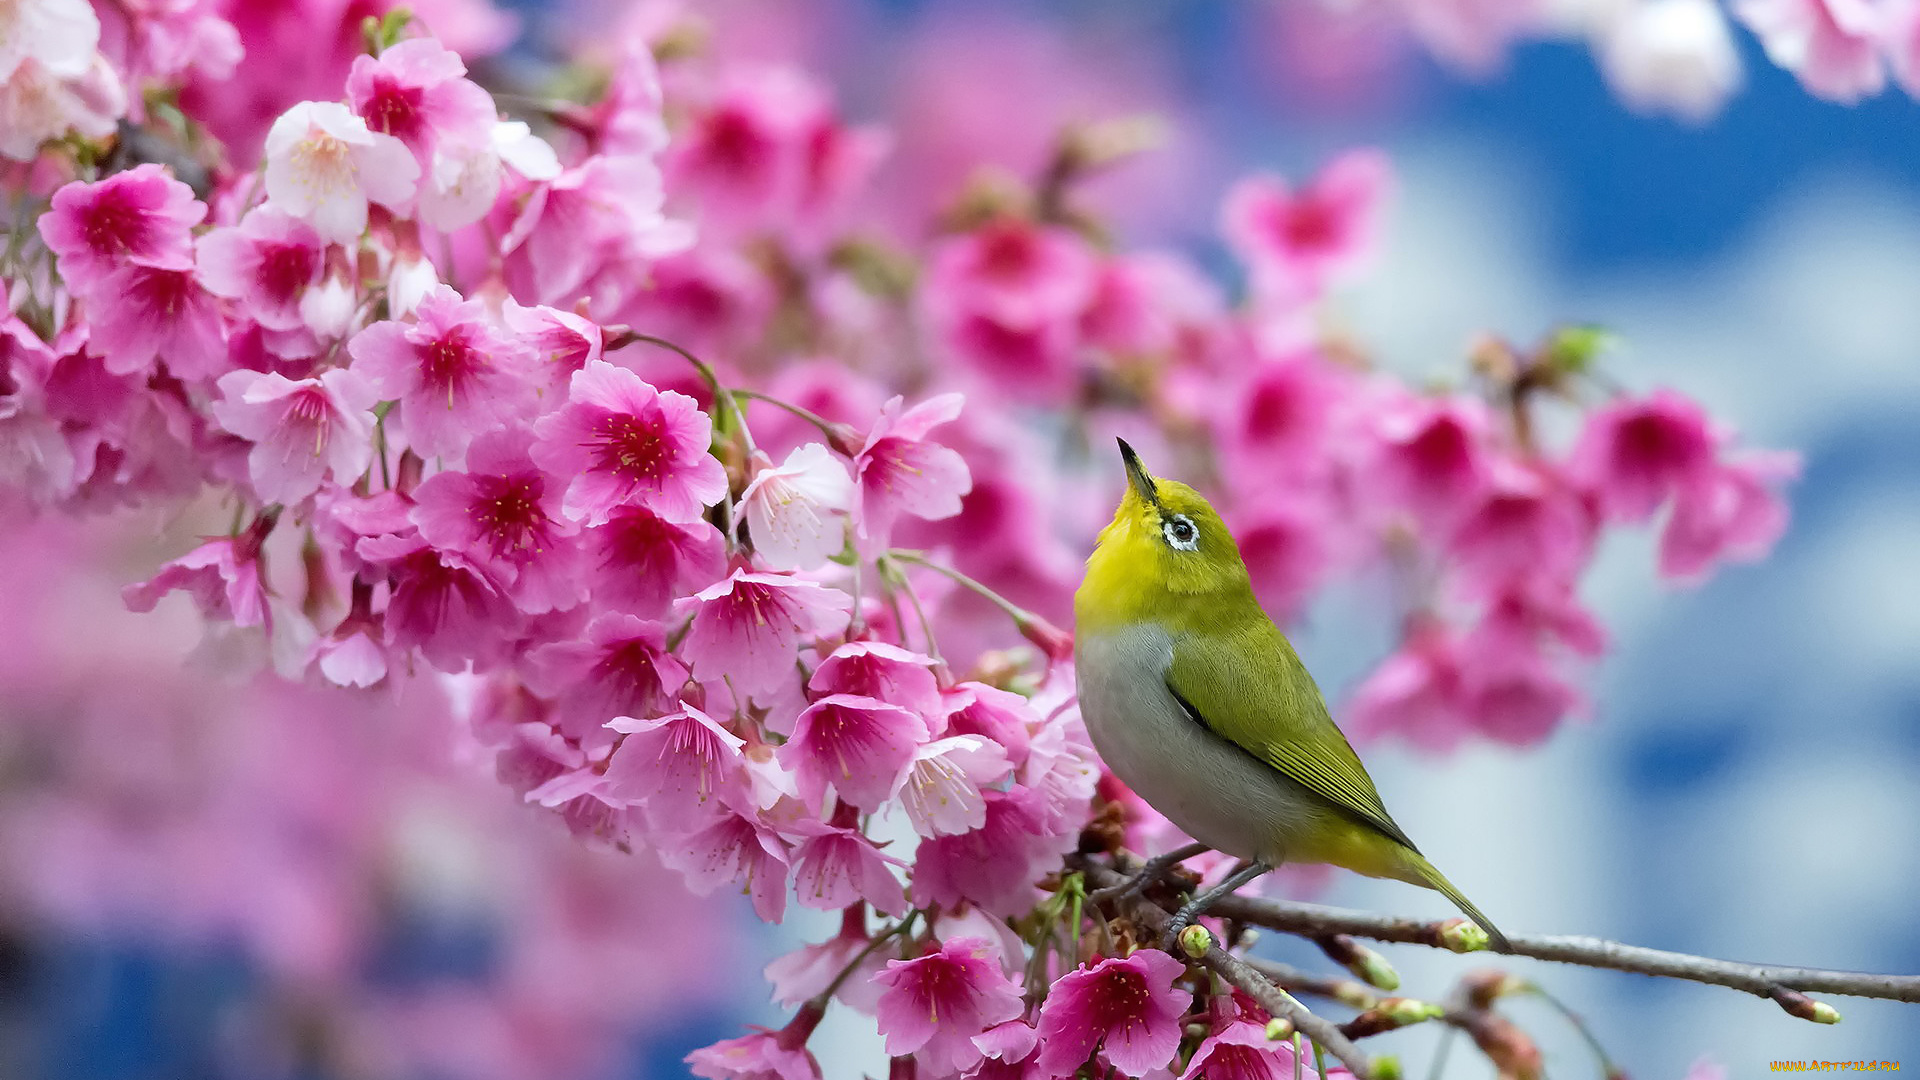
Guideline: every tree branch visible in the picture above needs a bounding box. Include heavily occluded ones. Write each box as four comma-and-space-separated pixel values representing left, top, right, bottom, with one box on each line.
1206, 892, 1920, 1014
1070, 856, 1376, 1080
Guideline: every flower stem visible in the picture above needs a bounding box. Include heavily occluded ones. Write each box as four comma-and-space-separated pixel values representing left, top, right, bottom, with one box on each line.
625, 332, 758, 456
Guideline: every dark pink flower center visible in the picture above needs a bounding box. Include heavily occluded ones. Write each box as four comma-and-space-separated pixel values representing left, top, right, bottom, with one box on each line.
722, 580, 789, 629
697, 106, 775, 176
81, 188, 151, 258
362, 77, 427, 145
257, 241, 319, 305
1085, 968, 1152, 1032
1280, 196, 1339, 253
591, 408, 672, 482
422, 329, 482, 394
1245, 376, 1304, 443
975, 225, 1040, 282
469, 473, 552, 556
283, 385, 334, 448
130, 265, 200, 317
601, 508, 680, 574
1398, 416, 1473, 483
1614, 413, 1702, 477
907, 957, 970, 1022
592, 639, 674, 711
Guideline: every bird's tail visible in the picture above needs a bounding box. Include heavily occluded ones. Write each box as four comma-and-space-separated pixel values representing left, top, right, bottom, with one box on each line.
1404, 851, 1513, 953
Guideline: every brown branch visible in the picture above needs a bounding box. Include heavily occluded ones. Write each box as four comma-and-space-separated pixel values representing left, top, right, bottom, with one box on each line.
1070, 856, 1375, 1080
1208, 893, 1914, 1016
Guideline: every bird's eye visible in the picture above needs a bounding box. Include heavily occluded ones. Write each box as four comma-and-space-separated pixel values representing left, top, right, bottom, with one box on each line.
1162, 514, 1199, 551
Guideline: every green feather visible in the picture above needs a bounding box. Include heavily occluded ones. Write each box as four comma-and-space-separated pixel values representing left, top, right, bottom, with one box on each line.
1165, 614, 1416, 853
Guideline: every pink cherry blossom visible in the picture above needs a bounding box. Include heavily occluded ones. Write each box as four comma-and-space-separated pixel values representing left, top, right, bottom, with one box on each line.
1180, 1019, 1322, 1080
948, 683, 1042, 765
364, 534, 520, 673
1217, 351, 1348, 481
923, 218, 1098, 403
603, 704, 746, 833
196, 207, 327, 334
871, 937, 1024, 1073
38, 165, 205, 286
529, 360, 726, 526
504, 154, 691, 308
346, 37, 495, 163
1658, 450, 1798, 582
790, 825, 908, 915
411, 426, 582, 613
85, 261, 226, 379
686, 1007, 823, 1080
1230, 495, 1335, 625
659, 804, 792, 922
765, 909, 893, 1012
501, 299, 603, 394
1734, 0, 1886, 102
581, 505, 727, 617
892, 734, 1012, 837
911, 789, 1057, 917
419, 118, 562, 233
347, 285, 536, 459
974, 1018, 1042, 1070
123, 519, 274, 629
211, 368, 378, 503
808, 640, 944, 721
679, 569, 852, 697
1369, 393, 1494, 530
779, 693, 930, 812
1035, 950, 1194, 1078
312, 587, 388, 689
521, 613, 691, 747
1571, 389, 1717, 523
262, 100, 419, 244
740, 443, 854, 571
1447, 460, 1595, 596
1222, 149, 1389, 302
853, 393, 972, 549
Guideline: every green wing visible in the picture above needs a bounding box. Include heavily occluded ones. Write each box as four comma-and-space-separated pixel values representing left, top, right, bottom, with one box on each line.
1165, 618, 1419, 854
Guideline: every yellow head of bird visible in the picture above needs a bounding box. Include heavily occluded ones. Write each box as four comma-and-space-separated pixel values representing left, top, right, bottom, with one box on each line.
1076, 440, 1254, 630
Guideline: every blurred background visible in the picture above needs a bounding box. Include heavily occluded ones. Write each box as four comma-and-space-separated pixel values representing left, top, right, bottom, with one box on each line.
7, 0, 1919, 1077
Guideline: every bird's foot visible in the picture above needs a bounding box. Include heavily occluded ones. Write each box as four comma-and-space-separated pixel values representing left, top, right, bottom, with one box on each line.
1156, 860, 1272, 953
1088, 842, 1210, 908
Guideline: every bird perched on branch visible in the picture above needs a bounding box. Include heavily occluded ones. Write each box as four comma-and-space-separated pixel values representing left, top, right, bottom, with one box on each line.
1073, 439, 1510, 952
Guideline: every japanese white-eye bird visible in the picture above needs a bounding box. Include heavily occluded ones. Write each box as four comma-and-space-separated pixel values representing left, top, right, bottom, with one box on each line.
1074, 440, 1510, 952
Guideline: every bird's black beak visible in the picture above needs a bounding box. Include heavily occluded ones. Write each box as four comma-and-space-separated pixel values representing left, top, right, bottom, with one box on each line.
1117, 438, 1160, 507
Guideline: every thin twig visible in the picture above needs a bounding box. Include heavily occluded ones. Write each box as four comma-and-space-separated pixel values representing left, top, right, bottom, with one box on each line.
1208, 893, 1920, 1007
1072, 857, 1375, 1080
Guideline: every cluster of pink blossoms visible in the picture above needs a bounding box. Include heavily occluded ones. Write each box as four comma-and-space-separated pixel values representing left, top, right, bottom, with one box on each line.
0, 3, 1798, 1078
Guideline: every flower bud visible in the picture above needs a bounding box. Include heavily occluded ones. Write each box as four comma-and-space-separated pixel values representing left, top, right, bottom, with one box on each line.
1372, 1054, 1403, 1080
1316, 934, 1399, 990
1438, 918, 1491, 953
1354, 947, 1400, 991
1771, 987, 1842, 1024
1380, 998, 1444, 1026
1177, 923, 1212, 959
1264, 1017, 1294, 1041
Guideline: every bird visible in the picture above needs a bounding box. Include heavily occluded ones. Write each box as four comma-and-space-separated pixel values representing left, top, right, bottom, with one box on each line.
1073, 438, 1510, 953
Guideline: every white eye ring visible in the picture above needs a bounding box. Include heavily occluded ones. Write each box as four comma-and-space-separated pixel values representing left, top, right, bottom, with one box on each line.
1162, 514, 1199, 551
